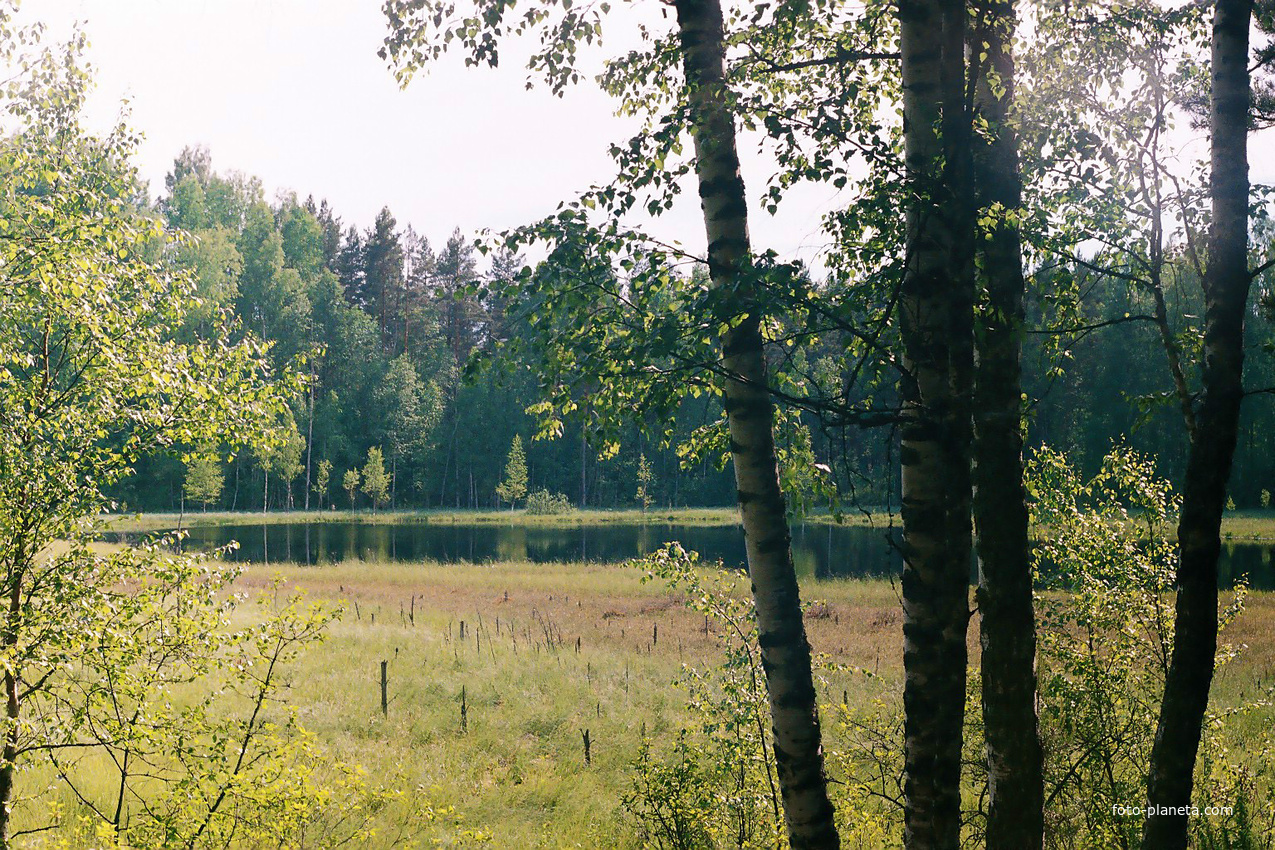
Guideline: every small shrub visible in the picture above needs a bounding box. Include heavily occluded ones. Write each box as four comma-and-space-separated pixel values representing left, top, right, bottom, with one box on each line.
525, 489, 574, 515
624, 733, 718, 850
625, 545, 786, 849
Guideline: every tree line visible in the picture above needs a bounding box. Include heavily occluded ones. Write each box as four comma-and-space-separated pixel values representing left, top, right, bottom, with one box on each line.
124, 143, 1275, 519
121, 146, 748, 513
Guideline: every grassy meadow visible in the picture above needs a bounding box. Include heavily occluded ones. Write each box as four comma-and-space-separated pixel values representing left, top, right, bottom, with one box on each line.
18, 548, 1275, 847
25, 513, 1275, 846
218, 560, 905, 847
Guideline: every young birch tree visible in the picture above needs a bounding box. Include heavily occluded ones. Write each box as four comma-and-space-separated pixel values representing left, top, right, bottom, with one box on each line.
0, 12, 294, 841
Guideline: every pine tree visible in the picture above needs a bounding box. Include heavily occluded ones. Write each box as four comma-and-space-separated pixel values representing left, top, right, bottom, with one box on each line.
495, 435, 528, 509
336, 227, 366, 305
364, 207, 405, 339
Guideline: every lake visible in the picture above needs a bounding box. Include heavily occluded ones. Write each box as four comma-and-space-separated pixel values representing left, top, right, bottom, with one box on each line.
155, 520, 1275, 589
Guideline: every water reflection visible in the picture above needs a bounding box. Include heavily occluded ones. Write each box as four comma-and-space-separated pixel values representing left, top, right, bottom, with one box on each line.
147, 521, 1274, 589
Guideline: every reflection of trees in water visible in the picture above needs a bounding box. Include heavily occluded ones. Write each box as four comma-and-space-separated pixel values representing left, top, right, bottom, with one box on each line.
496, 526, 528, 562
169, 523, 1273, 589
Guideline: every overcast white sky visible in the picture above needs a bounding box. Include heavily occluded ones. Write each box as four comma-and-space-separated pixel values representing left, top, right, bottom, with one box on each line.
25, 1, 1275, 272
33, 0, 841, 270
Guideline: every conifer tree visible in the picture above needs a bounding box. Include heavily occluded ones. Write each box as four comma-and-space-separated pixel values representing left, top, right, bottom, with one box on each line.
495, 435, 528, 509
313, 459, 332, 510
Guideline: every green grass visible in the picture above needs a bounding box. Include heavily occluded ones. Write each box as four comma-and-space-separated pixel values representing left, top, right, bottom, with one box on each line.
15, 555, 1274, 846
239, 561, 906, 847
99, 506, 894, 533
102, 507, 1275, 540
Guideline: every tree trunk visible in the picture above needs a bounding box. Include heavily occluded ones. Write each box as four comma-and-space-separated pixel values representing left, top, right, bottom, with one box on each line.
673, 1, 839, 846
304, 377, 314, 511
1142, 0, 1252, 846
898, 0, 975, 844
969, 2, 1044, 848
0, 573, 22, 848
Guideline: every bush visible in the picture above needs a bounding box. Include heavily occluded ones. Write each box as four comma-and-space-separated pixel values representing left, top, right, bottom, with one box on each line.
525, 489, 574, 515
1028, 447, 1273, 850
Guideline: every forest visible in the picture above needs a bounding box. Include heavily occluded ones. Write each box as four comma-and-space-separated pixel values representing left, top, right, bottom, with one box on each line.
2, 0, 1275, 847
122, 144, 1275, 515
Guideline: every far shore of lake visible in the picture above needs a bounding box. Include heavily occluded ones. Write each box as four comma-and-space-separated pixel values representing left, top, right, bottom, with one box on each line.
100, 507, 1275, 541
99, 506, 894, 533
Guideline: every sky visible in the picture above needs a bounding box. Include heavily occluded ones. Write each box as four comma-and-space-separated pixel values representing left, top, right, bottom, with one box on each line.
23, 1, 1275, 273
32, 0, 841, 270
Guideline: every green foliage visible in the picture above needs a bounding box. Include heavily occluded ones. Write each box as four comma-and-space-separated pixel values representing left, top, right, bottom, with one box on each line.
525, 489, 574, 515
255, 413, 306, 508
343, 467, 361, 509
627, 544, 786, 848
635, 452, 654, 514
314, 458, 332, 509
0, 15, 373, 839
183, 453, 225, 510
361, 446, 390, 511
625, 733, 718, 850
1263, 489, 1272, 510
1027, 446, 1270, 848
496, 435, 529, 508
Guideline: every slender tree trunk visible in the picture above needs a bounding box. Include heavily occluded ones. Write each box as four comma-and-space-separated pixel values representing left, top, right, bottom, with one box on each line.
1142, 0, 1252, 846
304, 377, 315, 511
898, 0, 975, 844
969, 2, 1043, 848
0, 571, 23, 848
672, 1, 838, 846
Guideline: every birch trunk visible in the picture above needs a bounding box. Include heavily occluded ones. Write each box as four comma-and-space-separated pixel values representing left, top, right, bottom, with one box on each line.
970, 2, 1043, 847
898, 0, 975, 843
673, 0, 838, 845
1142, 0, 1252, 845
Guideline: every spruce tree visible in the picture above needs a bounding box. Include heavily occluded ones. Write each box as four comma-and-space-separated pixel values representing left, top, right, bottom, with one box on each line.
495, 435, 528, 509
313, 459, 332, 510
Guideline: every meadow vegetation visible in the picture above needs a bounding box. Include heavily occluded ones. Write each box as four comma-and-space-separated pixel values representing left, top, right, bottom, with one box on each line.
18, 547, 1271, 848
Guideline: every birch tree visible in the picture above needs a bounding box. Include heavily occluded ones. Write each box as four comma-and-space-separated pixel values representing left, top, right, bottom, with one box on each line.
383, 1, 840, 843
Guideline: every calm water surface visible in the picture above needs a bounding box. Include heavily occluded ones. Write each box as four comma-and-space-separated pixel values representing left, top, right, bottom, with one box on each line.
158, 520, 1275, 588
